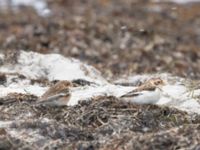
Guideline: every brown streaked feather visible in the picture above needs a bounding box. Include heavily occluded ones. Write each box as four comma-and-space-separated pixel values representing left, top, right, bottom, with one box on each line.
121, 92, 141, 98
38, 92, 71, 105
120, 78, 165, 98
121, 86, 156, 98
132, 85, 156, 92
41, 80, 72, 99
133, 78, 164, 92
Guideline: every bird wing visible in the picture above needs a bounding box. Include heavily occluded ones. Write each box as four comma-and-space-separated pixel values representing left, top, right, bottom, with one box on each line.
41, 84, 69, 98
120, 91, 142, 98
38, 92, 70, 104
120, 85, 157, 98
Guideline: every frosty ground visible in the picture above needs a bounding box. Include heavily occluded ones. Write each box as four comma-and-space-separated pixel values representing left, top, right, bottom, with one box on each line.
0, 0, 200, 149
0, 50, 200, 149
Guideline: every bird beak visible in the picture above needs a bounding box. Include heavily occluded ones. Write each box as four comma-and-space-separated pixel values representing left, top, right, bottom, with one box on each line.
157, 86, 163, 92
65, 90, 70, 95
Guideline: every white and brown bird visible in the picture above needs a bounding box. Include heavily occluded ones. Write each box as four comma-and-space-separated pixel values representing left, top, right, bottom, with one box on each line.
38, 80, 73, 106
120, 78, 166, 104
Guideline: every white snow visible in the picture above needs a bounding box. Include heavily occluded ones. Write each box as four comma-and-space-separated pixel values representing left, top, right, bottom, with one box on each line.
0, 51, 107, 85
114, 74, 200, 114
162, 85, 187, 97
0, 0, 50, 16
178, 99, 200, 114
154, 0, 200, 4
69, 84, 133, 106
0, 50, 200, 115
0, 120, 13, 128
170, 0, 200, 3
0, 73, 47, 97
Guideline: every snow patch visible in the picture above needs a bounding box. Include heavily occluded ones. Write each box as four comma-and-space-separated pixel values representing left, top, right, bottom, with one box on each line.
0, 0, 50, 16
69, 84, 133, 106
0, 50, 200, 115
115, 74, 200, 114
0, 51, 107, 85
154, 0, 200, 4
178, 99, 200, 114
162, 84, 187, 97
0, 50, 108, 99
0, 74, 47, 97
0, 121, 13, 128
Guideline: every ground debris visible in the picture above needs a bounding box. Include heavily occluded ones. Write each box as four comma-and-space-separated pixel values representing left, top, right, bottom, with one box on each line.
0, 94, 199, 149
0, 72, 7, 85
0, 0, 200, 149
0, 93, 38, 105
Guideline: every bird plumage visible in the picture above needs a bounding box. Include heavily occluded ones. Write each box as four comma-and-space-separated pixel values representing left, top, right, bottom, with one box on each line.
38, 80, 72, 106
120, 78, 165, 104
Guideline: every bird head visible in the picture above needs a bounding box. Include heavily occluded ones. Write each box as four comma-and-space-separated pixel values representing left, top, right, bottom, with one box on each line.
149, 78, 166, 90
61, 80, 73, 87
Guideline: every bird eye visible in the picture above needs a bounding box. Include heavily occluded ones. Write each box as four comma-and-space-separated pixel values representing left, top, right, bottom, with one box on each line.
155, 80, 161, 85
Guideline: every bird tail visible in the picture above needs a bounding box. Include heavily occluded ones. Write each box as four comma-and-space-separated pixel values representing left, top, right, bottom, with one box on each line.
120, 91, 140, 98
37, 92, 70, 105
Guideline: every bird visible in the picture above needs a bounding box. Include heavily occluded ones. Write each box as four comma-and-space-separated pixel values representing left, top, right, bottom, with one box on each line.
37, 80, 73, 106
120, 78, 166, 104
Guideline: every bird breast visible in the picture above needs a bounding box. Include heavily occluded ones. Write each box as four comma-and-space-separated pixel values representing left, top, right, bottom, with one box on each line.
122, 88, 161, 104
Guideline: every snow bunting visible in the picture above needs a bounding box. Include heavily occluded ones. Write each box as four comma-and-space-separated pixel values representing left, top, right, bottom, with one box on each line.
120, 78, 165, 104
37, 80, 72, 106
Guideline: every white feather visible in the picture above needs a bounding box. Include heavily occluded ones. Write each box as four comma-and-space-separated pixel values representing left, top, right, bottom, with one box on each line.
122, 88, 161, 104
